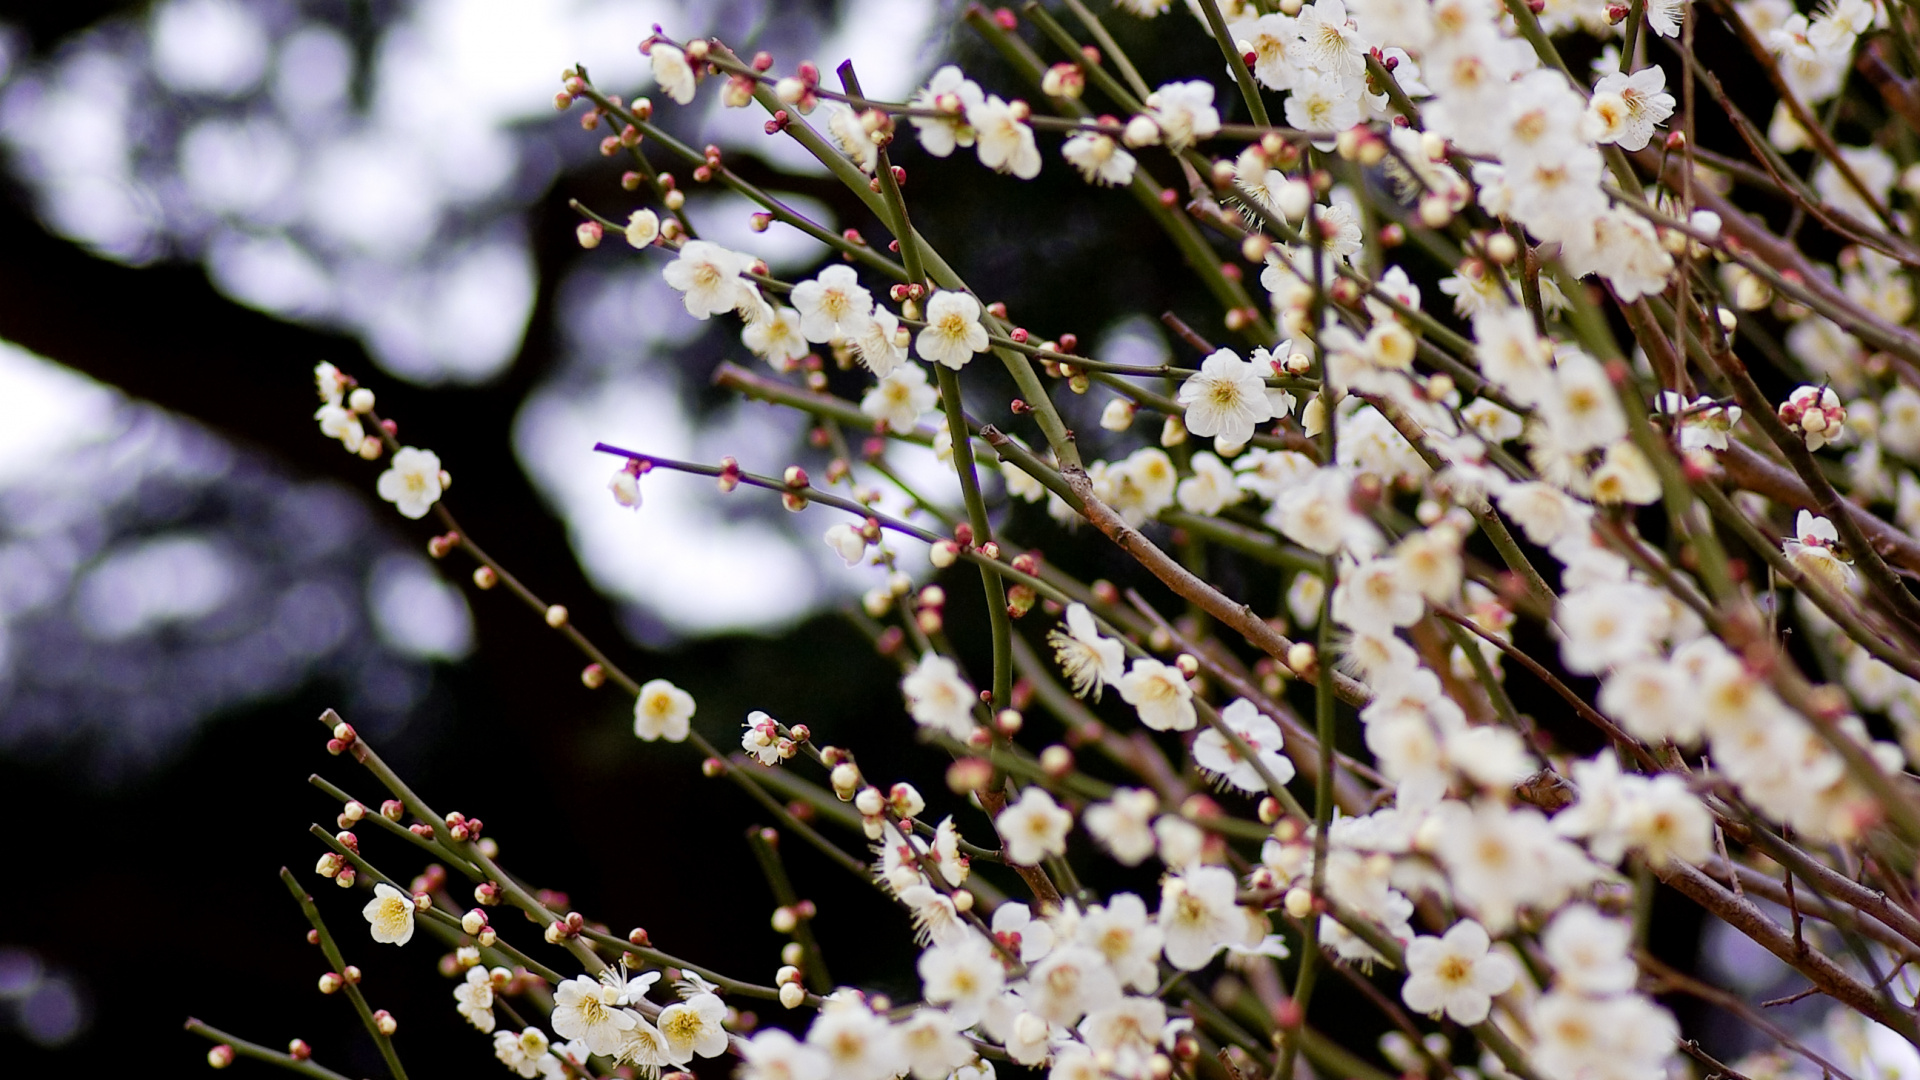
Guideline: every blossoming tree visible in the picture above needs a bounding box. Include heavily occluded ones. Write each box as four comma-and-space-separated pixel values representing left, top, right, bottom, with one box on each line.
188, 3, 1920, 1080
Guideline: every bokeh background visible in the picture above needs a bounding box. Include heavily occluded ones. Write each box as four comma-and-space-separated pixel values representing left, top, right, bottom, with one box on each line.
0, 1, 1811, 1076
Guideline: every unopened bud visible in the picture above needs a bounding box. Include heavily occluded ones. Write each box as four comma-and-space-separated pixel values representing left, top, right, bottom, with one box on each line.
1039, 744, 1074, 777
1286, 642, 1317, 678
208, 1045, 236, 1068
780, 982, 806, 1008
830, 762, 862, 799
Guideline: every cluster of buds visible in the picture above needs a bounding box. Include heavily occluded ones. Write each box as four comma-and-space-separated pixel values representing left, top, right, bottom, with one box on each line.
315, 851, 348, 884
1040, 62, 1085, 100
325, 720, 356, 756
912, 583, 946, 634
774, 965, 808, 1008
823, 747, 862, 800
851, 781, 927, 837
1779, 385, 1847, 450
440, 811, 483, 843
545, 911, 587, 944
769, 899, 817, 934
772, 61, 822, 114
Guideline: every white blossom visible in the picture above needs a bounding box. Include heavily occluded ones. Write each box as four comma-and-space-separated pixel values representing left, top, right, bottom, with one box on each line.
649, 43, 696, 103
1047, 603, 1126, 700
634, 678, 696, 742
916, 291, 992, 369
552, 975, 638, 1056
997, 786, 1073, 865
1177, 349, 1275, 448
1159, 866, 1250, 971
971, 96, 1042, 178
1400, 919, 1517, 1025
659, 992, 730, 1062
663, 240, 758, 319
376, 447, 444, 520
1117, 657, 1197, 731
902, 653, 977, 739
1192, 698, 1295, 792
792, 264, 875, 343
363, 882, 414, 945
861, 363, 937, 431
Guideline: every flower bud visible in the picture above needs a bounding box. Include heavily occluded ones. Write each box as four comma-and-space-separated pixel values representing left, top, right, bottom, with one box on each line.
544, 604, 569, 628
772, 906, 799, 933
854, 786, 885, 816
889, 782, 926, 818
1040, 744, 1074, 777
373, 1010, 397, 1036
1160, 415, 1187, 447
319, 972, 343, 994
946, 757, 995, 794
208, 1045, 236, 1068
473, 566, 498, 589
576, 221, 603, 248
930, 540, 960, 568
830, 762, 862, 800
1122, 114, 1161, 147
780, 982, 806, 1008
1286, 642, 1317, 678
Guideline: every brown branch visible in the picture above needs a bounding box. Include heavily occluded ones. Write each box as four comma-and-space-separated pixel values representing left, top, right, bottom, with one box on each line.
1653, 861, 1920, 1040
1059, 463, 1370, 704
1718, 441, 1920, 575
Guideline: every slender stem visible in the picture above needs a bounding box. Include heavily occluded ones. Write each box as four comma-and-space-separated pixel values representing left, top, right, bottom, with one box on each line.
1061, 0, 1153, 101
184, 1019, 356, 1080
747, 826, 835, 994
1195, 0, 1272, 126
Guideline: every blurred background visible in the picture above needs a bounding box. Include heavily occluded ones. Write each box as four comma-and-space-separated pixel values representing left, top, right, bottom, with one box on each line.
0, 0, 1798, 1076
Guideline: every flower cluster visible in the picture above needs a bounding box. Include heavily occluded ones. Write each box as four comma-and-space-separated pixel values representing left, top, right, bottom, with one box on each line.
204, 4, 1920, 1080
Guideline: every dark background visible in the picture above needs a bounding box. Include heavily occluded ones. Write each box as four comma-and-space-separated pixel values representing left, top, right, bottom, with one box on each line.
0, 0, 1818, 1076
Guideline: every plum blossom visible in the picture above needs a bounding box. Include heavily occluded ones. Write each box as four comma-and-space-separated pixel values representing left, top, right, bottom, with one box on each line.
909, 66, 985, 157
971, 96, 1042, 178
663, 240, 757, 319
634, 678, 696, 742
1192, 698, 1295, 792
861, 364, 937, 432
376, 447, 444, 520
902, 653, 977, 739
551, 975, 637, 1056
1117, 657, 1197, 731
649, 43, 696, 103
1047, 603, 1125, 700
1177, 349, 1276, 447
1400, 919, 1517, 1024
1785, 509, 1856, 591
363, 882, 415, 945
997, 786, 1074, 865
916, 291, 991, 368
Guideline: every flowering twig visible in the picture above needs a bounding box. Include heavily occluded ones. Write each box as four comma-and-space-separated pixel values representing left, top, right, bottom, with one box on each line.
184, 1019, 355, 1080
279, 868, 410, 1080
